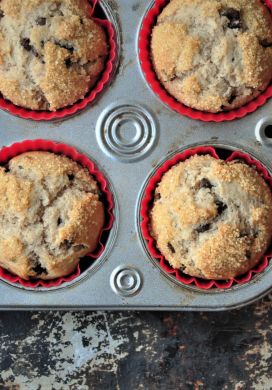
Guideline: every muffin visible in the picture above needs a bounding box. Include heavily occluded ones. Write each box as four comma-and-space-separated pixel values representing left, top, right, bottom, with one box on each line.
151, 155, 272, 280
0, 0, 108, 111
151, 0, 272, 113
0, 151, 105, 280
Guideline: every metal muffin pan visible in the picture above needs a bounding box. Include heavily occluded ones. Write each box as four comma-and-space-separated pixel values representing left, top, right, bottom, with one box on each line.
0, 0, 272, 310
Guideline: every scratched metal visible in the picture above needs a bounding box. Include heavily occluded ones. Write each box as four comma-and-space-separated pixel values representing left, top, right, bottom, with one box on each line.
0, 0, 272, 310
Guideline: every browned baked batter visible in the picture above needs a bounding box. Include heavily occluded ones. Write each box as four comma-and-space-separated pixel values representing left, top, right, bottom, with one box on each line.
0, 151, 104, 280
0, 0, 108, 111
151, 155, 272, 279
151, 0, 272, 112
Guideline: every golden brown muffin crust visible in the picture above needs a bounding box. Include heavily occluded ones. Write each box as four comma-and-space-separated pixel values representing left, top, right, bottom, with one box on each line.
0, 0, 108, 111
0, 151, 105, 280
151, 0, 272, 112
151, 155, 272, 280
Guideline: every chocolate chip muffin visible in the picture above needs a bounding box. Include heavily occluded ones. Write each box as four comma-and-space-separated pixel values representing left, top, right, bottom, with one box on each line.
0, 151, 105, 280
151, 0, 272, 113
151, 155, 272, 280
0, 0, 108, 111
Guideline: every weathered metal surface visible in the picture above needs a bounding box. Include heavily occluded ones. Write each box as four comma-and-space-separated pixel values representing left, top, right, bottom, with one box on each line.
0, 0, 272, 310
0, 298, 271, 389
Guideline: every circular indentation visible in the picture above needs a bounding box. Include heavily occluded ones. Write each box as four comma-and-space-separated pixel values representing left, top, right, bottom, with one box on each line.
137, 141, 272, 293
255, 117, 272, 145
117, 271, 137, 290
110, 265, 142, 296
114, 119, 140, 146
264, 125, 272, 139
96, 103, 158, 162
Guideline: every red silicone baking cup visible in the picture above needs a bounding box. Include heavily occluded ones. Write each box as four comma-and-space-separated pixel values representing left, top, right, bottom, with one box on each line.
0, 0, 116, 121
140, 146, 272, 289
0, 139, 114, 288
139, 0, 272, 122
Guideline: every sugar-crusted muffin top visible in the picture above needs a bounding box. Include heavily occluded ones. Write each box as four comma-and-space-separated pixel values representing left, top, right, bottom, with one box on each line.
151, 0, 272, 113
0, 0, 108, 111
151, 154, 272, 280
0, 151, 105, 280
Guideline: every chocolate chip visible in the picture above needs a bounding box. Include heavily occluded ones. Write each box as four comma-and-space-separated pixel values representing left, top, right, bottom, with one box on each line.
20, 38, 32, 51
239, 231, 248, 238
4, 166, 10, 173
65, 47, 74, 54
74, 244, 87, 251
196, 224, 211, 233
238, 228, 258, 240
154, 192, 161, 200
30, 253, 48, 276
20, 38, 41, 60
245, 250, 251, 260
36, 17, 46, 26
32, 48, 40, 58
180, 264, 186, 272
41, 40, 45, 48
228, 94, 236, 105
199, 178, 213, 189
215, 200, 227, 215
65, 58, 72, 68
253, 230, 259, 238
260, 39, 272, 48
61, 239, 73, 249
32, 262, 48, 276
167, 242, 175, 253
57, 217, 62, 225
220, 8, 241, 29
57, 42, 74, 53
0, 10, 4, 18
68, 173, 74, 181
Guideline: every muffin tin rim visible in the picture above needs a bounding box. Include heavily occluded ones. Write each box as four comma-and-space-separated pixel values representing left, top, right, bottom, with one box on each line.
0, 0, 272, 309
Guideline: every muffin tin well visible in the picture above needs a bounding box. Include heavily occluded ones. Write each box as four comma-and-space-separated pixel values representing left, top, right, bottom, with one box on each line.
0, 0, 271, 310
138, 0, 272, 122
137, 142, 272, 292
0, 0, 121, 121
0, 140, 119, 291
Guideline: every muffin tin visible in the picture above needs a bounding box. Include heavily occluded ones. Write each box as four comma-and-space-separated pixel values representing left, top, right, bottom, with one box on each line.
0, 0, 272, 310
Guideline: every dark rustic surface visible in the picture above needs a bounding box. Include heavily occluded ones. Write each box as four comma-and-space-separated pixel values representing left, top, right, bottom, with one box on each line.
0, 297, 271, 390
